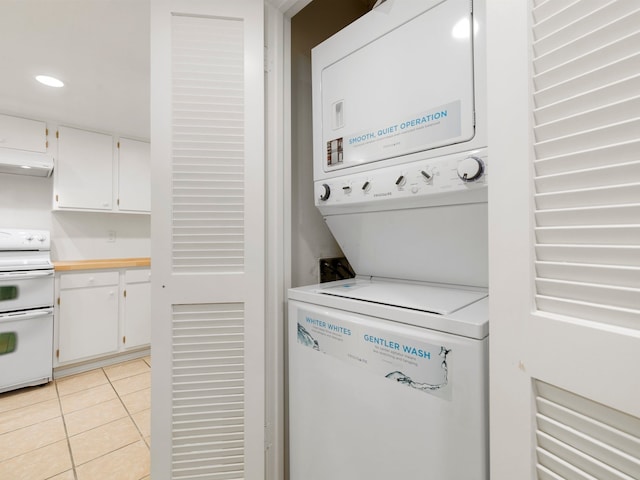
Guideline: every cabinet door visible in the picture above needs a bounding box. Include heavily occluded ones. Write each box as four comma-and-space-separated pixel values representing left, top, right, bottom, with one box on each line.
56, 126, 113, 210
58, 284, 119, 363
0, 114, 47, 152
123, 279, 151, 349
118, 138, 150, 212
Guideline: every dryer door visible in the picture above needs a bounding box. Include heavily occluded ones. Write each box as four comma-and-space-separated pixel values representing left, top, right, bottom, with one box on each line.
315, 0, 476, 173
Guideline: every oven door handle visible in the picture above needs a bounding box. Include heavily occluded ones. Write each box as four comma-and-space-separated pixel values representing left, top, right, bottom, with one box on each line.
0, 270, 54, 281
0, 308, 54, 322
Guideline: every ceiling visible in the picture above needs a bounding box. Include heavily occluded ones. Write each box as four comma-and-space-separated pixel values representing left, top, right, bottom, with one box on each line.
0, 0, 150, 140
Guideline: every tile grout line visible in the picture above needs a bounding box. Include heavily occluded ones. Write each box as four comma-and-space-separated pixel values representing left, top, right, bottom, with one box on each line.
0, 417, 63, 466
105, 362, 151, 452
0, 388, 60, 437
54, 380, 79, 480
92, 363, 150, 480
66, 365, 144, 476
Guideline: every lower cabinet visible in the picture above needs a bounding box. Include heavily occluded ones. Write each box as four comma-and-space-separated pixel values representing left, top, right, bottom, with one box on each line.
57, 271, 119, 363
122, 269, 151, 350
55, 268, 150, 366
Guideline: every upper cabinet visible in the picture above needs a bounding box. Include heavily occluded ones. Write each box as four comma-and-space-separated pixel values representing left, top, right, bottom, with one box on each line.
54, 126, 150, 213
55, 126, 113, 210
0, 114, 47, 153
118, 138, 150, 212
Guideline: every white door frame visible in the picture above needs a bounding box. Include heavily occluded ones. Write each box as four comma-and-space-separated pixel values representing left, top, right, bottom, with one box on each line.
264, 3, 312, 480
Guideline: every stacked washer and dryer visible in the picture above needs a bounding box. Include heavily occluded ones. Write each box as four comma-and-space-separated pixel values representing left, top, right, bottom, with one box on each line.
288, 0, 488, 478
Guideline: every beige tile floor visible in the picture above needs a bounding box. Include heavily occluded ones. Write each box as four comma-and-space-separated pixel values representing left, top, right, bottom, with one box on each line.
0, 357, 151, 480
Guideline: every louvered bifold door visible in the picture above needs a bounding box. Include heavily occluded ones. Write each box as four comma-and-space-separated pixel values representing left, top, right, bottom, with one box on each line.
529, 1, 640, 479
532, 0, 640, 329
151, 1, 264, 479
487, 1, 640, 479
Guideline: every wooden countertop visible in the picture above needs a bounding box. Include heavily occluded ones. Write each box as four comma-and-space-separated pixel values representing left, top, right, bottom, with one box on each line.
53, 257, 151, 271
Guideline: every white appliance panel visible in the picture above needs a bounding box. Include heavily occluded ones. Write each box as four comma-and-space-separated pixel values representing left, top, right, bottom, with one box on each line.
315, 148, 488, 215
326, 202, 488, 287
314, 0, 478, 178
0, 270, 54, 312
319, 279, 486, 314
0, 309, 53, 393
290, 278, 489, 339
288, 299, 489, 480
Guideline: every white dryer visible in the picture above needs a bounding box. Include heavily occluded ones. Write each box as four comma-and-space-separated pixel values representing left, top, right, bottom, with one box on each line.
288, 0, 488, 478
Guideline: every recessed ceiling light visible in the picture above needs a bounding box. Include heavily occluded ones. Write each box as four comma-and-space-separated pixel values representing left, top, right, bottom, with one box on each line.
35, 75, 64, 88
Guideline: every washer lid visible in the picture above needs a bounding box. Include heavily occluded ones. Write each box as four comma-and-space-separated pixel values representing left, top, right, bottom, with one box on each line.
318, 279, 486, 315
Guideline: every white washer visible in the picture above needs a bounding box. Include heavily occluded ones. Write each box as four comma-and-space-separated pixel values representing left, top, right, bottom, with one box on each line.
288, 278, 488, 479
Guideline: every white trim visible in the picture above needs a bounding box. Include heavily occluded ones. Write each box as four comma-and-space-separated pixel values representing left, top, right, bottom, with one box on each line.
150, 0, 172, 477
487, 1, 534, 479
53, 348, 150, 379
265, 3, 305, 480
265, 4, 287, 480
269, 0, 313, 17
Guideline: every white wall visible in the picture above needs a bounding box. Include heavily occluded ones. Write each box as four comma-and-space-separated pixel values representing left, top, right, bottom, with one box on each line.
51, 211, 150, 260
0, 173, 53, 230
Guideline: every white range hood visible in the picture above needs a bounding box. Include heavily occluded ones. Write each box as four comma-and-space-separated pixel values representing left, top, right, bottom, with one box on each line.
0, 149, 54, 177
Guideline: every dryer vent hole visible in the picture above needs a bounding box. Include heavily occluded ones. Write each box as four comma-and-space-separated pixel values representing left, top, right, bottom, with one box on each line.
319, 256, 355, 283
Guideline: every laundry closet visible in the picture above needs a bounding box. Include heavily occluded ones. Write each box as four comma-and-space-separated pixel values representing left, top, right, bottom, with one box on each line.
288, 0, 489, 478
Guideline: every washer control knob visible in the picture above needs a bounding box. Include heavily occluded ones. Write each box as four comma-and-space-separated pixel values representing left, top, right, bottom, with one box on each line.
342, 185, 352, 194
395, 175, 406, 187
362, 181, 371, 192
421, 168, 434, 183
457, 157, 484, 182
318, 183, 331, 201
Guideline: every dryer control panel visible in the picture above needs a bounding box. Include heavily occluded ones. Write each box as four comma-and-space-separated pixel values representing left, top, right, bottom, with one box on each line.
315, 149, 488, 214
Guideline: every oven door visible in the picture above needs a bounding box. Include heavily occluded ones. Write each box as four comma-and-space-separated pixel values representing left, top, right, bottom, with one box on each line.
0, 269, 54, 312
0, 308, 54, 392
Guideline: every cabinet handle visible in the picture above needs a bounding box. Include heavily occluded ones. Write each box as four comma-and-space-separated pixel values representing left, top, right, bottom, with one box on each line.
122, 336, 126, 344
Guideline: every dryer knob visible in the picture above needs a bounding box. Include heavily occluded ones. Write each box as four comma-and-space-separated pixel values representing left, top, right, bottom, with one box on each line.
457, 157, 484, 182
319, 183, 331, 201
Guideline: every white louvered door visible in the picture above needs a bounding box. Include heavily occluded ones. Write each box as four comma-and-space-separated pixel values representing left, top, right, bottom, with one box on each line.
151, 1, 264, 479
488, 1, 640, 479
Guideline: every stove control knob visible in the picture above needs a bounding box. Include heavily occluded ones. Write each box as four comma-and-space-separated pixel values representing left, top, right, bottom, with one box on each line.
25, 234, 34, 241
457, 157, 484, 182
36, 235, 46, 242
318, 183, 331, 202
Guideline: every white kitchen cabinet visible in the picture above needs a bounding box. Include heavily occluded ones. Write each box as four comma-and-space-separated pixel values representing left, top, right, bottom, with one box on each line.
122, 268, 151, 349
55, 267, 151, 367
0, 113, 47, 153
57, 271, 119, 364
118, 138, 150, 212
55, 126, 113, 211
